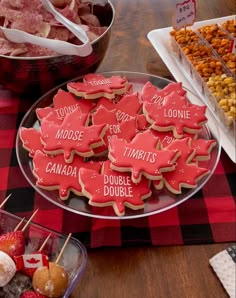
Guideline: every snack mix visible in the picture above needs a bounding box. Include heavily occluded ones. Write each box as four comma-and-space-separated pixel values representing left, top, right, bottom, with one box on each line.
170, 18, 236, 128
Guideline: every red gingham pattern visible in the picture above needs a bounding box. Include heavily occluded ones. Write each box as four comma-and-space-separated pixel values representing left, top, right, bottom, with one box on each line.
0, 84, 235, 248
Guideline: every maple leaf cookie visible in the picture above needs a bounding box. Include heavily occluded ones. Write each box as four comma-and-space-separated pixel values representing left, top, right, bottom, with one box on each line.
96, 92, 143, 122
149, 129, 216, 161
143, 92, 208, 138
136, 113, 151, 131
36, 89, 95, 124
153, 138, 210, 194
32, 150, 102, 200
108, 129, 179, 183
141, 81, 186, 104
19, 127, 44, 157
97, 91, 148, 130
91, 105, 137, 155
79, 160, 152, 216
150, 129, 197, 148
40, 108, 107, 163
67, 74, 128, 100
97, 82, 134, 105
190, 138, 217, 161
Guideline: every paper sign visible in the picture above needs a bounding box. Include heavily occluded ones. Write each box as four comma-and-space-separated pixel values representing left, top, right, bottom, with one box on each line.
229, 39, 236, 54
172, 0, 196, 30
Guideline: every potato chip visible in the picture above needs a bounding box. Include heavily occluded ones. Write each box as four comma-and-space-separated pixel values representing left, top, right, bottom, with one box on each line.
80, 13, 101, 27
11, 13, 44, 35
0, 0, 108, 57
0, 39, 27, 56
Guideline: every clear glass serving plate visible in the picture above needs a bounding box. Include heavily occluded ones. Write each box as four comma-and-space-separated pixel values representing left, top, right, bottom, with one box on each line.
15, 71, 221, 219
0, 208, 87, 297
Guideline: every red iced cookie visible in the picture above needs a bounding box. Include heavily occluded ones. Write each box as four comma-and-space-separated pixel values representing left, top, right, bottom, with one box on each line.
190, 138, 217, 161
98, 82, 134, 104
143, 92, 207, 138
91, 105, 138, 155
19, 127, 44, 157
36, 89, 95, 124
108, 129, 179, 183
79, 160, 152, 216
153, 138, 210, 193
141, 81, 186, 104
112, 82, 133, 103
40, 108, 107, 163
136, 113, 151, 131
150, 130, 216, 161
96, 92, 143, 122
32, 150, 102, 200
67, 74, 128, 100
162, 81, 186, 96
150, 129, 196, 147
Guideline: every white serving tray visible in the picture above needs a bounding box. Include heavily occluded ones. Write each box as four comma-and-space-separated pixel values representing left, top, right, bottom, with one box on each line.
148, 15, 236, 163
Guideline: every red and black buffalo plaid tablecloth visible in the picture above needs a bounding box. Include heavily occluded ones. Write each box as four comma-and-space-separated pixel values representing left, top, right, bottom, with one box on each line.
0, 84, 235, 249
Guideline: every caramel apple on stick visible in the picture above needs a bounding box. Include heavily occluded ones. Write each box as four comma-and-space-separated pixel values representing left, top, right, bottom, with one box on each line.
32, 233, 72, 298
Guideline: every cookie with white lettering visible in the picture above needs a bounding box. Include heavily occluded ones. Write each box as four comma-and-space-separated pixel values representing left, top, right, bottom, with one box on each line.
150, 129, 197, 147
40, 108, 107, 163
153, 138, 210, 193
143, 92, 207, 138
141, 81, 186, 105
36, 89, 95, 124
149, 129, 216, 161
67, 74, 128, 100
19, 127, 44, 157
108, 129, 179, 184
91, 105, 138, 155
32, 150, 102, 200
79, 160, 152, 216
96, 92, 143, 122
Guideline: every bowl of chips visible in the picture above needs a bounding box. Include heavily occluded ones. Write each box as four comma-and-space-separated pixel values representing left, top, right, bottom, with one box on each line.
0, 0, 115, 95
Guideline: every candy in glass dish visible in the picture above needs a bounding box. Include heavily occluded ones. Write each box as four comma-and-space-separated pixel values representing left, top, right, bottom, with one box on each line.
0, 208, 87, 297
16, 71, 221, 220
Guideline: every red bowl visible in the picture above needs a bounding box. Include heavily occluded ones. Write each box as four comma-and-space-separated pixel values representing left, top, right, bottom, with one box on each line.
0, 2, 114, 96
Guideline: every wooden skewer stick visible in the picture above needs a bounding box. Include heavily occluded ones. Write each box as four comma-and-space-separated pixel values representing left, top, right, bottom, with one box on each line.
0, 193, 12, 209
21, 209, 39, 232
55, 233, 72, 264
38, 233, 52, 252
14, 217, 26, 231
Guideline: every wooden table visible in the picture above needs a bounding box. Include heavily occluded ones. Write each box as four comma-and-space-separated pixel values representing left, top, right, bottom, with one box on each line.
72, 1, 235, 297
